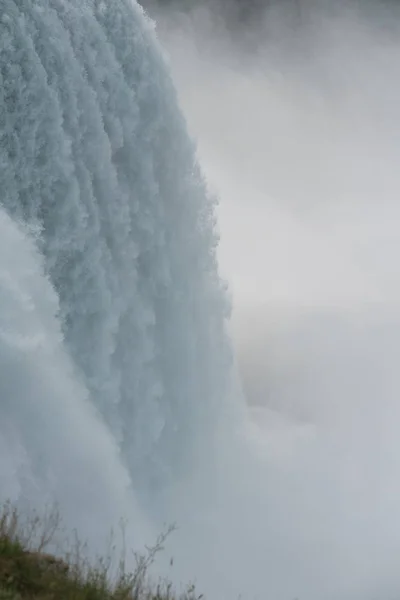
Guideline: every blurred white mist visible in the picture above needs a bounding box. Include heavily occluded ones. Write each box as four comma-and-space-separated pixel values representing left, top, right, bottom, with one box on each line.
150, 0, 400, 413
146, 3, 400, 599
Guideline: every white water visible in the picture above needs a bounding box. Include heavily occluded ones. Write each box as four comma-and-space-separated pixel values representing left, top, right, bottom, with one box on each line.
3, 0, 400, 599
0, 0, 232, 510
0, 0, 234, 580
0, 211, 153, 547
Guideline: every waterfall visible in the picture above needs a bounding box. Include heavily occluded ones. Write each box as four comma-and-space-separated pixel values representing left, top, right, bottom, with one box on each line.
0, 0, 232, 509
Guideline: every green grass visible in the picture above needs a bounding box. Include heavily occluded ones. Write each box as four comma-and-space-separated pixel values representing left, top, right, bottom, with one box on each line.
0, 502, 203, 600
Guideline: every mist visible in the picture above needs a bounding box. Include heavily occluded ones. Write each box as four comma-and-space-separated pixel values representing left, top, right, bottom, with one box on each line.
143, 2, 400, 598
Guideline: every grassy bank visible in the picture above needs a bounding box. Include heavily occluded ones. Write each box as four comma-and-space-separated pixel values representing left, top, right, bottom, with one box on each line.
0, 503, 202, 600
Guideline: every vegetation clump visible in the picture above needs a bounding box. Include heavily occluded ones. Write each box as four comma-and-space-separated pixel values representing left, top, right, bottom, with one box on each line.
0, 503, 202, 600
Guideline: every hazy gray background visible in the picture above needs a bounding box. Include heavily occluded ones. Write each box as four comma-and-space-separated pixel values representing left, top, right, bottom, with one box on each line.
146, 0, 400, 526
144, 0, 400, 420
135, 3, 400, 598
